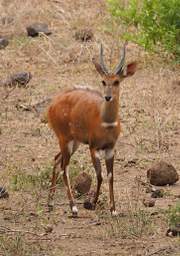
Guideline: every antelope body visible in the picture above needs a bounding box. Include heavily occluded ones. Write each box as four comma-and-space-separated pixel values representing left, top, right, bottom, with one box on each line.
48, 44, 137, 216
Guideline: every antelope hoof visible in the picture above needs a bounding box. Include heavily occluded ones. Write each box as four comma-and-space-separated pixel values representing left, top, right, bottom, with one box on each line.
72, 205, 78, 218
83, 200, 96, 210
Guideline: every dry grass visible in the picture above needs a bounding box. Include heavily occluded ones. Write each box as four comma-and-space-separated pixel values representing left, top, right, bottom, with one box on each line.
97, 181, 154, 239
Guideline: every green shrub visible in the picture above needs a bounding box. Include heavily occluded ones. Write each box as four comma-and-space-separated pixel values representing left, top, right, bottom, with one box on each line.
107, 0, 180, 60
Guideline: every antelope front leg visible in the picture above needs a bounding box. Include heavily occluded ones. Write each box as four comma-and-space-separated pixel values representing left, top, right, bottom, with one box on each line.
88, 148, 103, 210
105, 149, 117, 216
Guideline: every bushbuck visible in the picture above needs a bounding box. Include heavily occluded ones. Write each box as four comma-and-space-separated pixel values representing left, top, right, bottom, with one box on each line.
48, 43, 137, 217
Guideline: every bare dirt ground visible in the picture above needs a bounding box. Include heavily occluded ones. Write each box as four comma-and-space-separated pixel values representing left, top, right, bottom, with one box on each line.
0, 0, 180, 255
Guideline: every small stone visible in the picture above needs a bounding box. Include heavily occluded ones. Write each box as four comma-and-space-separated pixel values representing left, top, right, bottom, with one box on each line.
0, 38, 9, 49
2, 72, 32, 87
150, 211, 159, 216
166, 225, 180, 237
74, 172, 92, 195
11, 72, 32, 87
4, 215, 11, 221
83, 200, 95, 210
83, 190, 96, 210
151, 189, 164, 198
143, 198, 155, 207
45, 225, 53, 233
0, 187, 9, 199
29, 212, 38, 217
124, 158, 138, 167
74, 28, 93, 42
147, 161, 179, 186
26, 23, 52, 37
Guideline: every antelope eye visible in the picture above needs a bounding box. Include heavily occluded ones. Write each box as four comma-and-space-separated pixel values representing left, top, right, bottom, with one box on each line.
102, 80, 106, 86
113, 80, 119, 86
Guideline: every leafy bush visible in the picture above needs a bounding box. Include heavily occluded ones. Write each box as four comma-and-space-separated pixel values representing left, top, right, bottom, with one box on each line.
107, 0, 180, 60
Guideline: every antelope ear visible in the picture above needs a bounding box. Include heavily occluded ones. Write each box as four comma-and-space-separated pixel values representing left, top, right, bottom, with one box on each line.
123, 62, 137, 77
92, 57, 106, 77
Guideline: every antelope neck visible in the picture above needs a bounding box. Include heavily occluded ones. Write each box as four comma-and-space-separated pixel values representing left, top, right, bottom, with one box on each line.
101, 97, 119, 126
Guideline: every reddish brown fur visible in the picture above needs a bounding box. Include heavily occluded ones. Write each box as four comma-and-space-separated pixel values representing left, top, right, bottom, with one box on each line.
47, 54, 137, 216
48, 88, 121, 149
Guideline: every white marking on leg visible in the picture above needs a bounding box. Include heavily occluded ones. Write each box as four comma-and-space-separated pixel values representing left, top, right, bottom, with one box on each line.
65, 166, 70, 181
64, 166, 78, 215
101, 121, 118, 128
105, 149, 114, 160
112, 210, 118, 217
63, 167, 71, 193
59, 170, 64, 176
108, 172, 112, 181
120, 131, 124, 137
72, 205, 78, 214
68, 140, 74, 155
95, 151, 100, 159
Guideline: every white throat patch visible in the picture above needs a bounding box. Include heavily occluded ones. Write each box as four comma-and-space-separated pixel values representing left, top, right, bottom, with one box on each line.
101, 121, 118, 128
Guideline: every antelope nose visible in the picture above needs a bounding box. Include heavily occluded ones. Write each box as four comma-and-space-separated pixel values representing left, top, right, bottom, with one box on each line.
105, 96, 112, 102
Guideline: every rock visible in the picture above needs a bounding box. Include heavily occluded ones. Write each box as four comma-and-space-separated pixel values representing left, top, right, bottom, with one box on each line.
0, 38, 9, 49
83, 190, 96, 210
124, 158, 138, 167
84, 199, 95, 210
15, 98, 51, 123
74, 172, 92, 195
0, 187, 9, 199
74, 28, 93, 42
147, 161, 179, 186
166, 225, 180, 237
15, 103, 32, 111
143, 198, 155, 207
44, 225, 53, 233
10, 72, 32, 86
151, 188, 164, 198
26, 23, 52, 37
2, 72, 32, 87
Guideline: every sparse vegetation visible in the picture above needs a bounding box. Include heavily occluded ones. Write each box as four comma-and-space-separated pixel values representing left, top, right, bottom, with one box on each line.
107, 0, 180, 61
0, 234, 41, 256
97, 181, 154, 239
105, 207, 152, 239
10, 165, 53, 191
10, 161, 81, 192
167, 203, 180, 229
